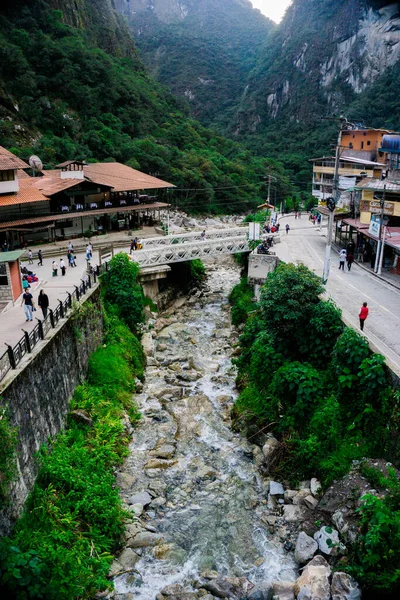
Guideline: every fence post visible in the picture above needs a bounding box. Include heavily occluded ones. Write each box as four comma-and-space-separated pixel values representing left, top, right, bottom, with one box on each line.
75, 285, 80, 301
105, 261, 109, 272
67, 292, 72, 309
6, 344, 16, 369
22, 329, 31, 353
59, 300, 64, 319
49, 308, 55, 328
93, 271, 97, 284
36, 318, 44, 340
88, 275, 92, 289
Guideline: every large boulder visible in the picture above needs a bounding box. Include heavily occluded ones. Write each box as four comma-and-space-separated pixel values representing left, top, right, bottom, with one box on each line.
314, 526, 343, 556
246, 583, 273, 600
271, 581, 295, 600
331, 572, 361, 600
129, 491, 152, 506
262, 434, 280, 465
294, 532, 318, 565
269, 481, 285, 497
295, 555, 331, 600
201, 576, 253, 599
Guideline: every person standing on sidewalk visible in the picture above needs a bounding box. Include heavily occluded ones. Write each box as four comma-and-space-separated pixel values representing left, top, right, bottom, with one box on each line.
60, 258, 66, 276
52, 260, 58, 277
38, 289, 49, 318
21, 290, 34, 321
285, 224, 290, 234
37, 249, 43, 266
359, 302, 369, 331
339, 249, 346, 271
28, 249, 33, 264
347, 252, 354, 272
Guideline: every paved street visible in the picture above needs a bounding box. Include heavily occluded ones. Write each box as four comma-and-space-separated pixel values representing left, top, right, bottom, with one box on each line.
276, 215, 400, 375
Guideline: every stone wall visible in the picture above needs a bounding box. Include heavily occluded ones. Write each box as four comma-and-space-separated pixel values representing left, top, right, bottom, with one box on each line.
0, 286, 103, 535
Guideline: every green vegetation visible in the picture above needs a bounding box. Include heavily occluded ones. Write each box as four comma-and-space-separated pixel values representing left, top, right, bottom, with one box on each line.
0, 254, 146, 599
0, 0, 294, 213
0, 405, 18, 501
189, 259, 206, 284
228, 277, 255, 327
230, 262, 400, 593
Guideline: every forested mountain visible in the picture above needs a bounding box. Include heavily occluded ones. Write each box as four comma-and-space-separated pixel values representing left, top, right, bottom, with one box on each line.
116, 0, 274, 130
0, 0, 294, 213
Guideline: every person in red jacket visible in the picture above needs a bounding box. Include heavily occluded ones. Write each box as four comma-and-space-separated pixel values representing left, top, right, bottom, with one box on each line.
359, 302, 369, 331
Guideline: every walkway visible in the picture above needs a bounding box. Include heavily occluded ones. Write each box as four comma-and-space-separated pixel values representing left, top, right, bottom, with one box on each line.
276, 215, 400, 375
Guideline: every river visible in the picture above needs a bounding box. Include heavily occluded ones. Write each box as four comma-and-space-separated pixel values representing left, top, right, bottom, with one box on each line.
112, 259, 297, 599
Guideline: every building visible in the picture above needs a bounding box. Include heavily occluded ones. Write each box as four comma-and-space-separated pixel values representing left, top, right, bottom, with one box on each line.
335, 134, 400, 275
340, 128, 392, 163
0, 148, 174, 248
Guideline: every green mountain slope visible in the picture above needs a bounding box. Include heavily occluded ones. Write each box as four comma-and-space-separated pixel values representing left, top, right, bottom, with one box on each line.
0, 0, 294, 212
117, 0, 275, 130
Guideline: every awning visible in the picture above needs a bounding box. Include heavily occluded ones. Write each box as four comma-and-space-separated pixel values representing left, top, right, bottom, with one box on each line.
0, 202, 169, 230
314, 206, 350, 220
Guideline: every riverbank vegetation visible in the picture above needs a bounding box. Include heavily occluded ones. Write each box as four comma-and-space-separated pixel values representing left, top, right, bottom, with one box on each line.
0, 255, 146, 599
230, 263, 400, 594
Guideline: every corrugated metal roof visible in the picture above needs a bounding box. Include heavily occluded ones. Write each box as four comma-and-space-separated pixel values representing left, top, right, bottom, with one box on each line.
356, 179, 400, 192
0, 250, 24, 263
0, 146, 29, 170
0, 179, 48, 206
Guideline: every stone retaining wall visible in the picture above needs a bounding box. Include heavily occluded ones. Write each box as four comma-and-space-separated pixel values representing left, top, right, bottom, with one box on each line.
0, 287, 103, 535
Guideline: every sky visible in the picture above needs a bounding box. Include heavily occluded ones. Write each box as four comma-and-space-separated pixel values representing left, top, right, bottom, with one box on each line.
250, 0, 292, 23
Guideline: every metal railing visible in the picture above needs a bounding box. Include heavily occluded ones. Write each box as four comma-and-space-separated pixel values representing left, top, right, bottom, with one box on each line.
0, 268, 104, 384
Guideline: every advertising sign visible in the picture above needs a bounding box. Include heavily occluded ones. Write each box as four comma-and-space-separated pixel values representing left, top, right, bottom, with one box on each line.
368, 215, 381, 237
360, 200, 394, 215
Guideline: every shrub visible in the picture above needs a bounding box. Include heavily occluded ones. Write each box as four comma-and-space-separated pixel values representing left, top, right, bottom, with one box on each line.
0, 404, 18, 500
228, 277, 255, 326
190, 259, 206, 283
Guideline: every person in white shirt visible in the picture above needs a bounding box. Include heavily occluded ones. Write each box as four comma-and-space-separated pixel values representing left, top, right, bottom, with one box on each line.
339, 249, 347, 271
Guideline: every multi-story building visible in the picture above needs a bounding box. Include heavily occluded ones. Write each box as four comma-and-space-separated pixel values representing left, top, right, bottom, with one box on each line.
0, 148, 174, 249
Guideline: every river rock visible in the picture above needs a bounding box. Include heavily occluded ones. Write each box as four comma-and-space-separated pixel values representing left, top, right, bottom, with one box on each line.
262, 434, 280, 464
246, 582, 273, 600
294, 532, 318, 564
129, 491, 152, 506
314, 526, 342, 556
295, 555, 331, 600
303, 495, 318, 510
292, 489, 311, 505
116, 472, 136, 490
271, 581, 295, 600
269, 481, 284, 497
142, 332, 155, 357
149, 440, 176, 459
117, 548, 140, 570
127, 531, 164, 548
145, 458, 178, 470
158, 583, 198, 600
310, 478, 322, 497
131, 503, 144, 517
283, 504, 308, 522
331, 572, 361, 600
70, 409, 93, 427
201, 576, 253, 599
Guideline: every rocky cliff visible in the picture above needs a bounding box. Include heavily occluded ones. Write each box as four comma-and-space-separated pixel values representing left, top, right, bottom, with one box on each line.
238, 0, 400, 133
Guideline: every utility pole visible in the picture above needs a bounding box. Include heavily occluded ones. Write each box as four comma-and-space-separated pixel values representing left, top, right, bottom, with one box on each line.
375, 184, 386, 274
322, 123, 343, 283
267, 167, 271, 205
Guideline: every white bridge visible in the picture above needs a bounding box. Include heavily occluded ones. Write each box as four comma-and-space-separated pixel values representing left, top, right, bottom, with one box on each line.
132, 227, 250, 267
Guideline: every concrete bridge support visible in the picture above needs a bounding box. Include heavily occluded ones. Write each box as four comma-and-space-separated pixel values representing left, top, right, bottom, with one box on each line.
139, 265, 171, 302
248, 252, 280, 300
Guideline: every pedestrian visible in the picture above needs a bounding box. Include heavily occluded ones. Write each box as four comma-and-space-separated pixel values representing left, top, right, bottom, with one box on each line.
295, 212, 298, 219
86, 244, 92, 260
37, 249, 43, 266
339, 249, 346, 271
52, 260, 58, 277
276, 222, 280, 232
69, 252, 76, 268
201, 230, 206, 240
357, 244, 364, 262
271, 225, 276, 233
130, 239, 135, 255
359, 302, 369, 331
3, 240, 8, 252
28, 249, 33, 264
22, 276, 30, 292
347, 252, 354, 271
38, 289, 49, 319
21, 289, 34, 321
298, 211, 301, 219
317, 214, 322, 225
285, 224, 290, 234
68, 241, 74, 253
60, 258, 66, 276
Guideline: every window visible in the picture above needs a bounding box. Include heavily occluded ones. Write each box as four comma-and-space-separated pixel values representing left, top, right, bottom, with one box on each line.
0, 264, 8, 286
361, 142, 364, 149
0, 170, 15, 182
367, 141, 371, 146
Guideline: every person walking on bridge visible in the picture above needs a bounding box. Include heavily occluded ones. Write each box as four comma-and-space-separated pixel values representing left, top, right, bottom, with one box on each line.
285, 224, 290, 234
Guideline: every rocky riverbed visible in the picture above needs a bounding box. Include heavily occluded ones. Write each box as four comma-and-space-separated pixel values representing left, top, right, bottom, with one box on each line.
107, 259, 361, 600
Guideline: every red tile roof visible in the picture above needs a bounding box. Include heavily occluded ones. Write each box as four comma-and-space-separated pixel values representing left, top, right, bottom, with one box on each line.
84, 162, 174, 192
0, 179, 48, 207
0, 146, 29, 170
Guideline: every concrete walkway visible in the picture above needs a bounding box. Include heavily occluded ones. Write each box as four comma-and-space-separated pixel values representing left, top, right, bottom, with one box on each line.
276, 215, 400, 375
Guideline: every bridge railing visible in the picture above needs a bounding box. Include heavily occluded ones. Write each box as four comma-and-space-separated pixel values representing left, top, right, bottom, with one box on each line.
133, 235, 250, 267
0, 269, 103, 384
141, 227, 248, 248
